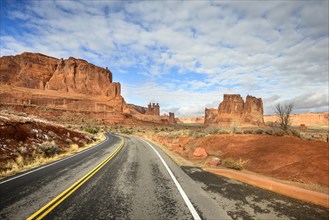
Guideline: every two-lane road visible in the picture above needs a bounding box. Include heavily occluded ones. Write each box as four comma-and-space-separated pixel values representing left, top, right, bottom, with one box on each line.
0, 133, 228, 219
1, 133, 328, 219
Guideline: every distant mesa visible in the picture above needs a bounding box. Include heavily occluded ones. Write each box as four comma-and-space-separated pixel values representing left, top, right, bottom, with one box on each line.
205, 94, 264, 126
0, 52, 176, 125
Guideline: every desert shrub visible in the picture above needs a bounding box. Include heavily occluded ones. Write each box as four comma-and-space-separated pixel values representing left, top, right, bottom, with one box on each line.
167, 130, 183, 138
18, 146, 28, 154
84, 127, 99, 134
243, 129, 253, 134
38, 141, 61, 157
273, 129, 285, 136
253, 129, 264, 134
288, 129, 301, 138
188, 130, 206, 138
121, 129, 133, 135
65, 138, 73, 144
230, 123, 241, 134
204, 126, 221, 134
222, 158, 249, 170
264, 129, 273, 135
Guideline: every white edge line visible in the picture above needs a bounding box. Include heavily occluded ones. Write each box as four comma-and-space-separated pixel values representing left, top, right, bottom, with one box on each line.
141, 138, 201, 220
0, 135, 110, 185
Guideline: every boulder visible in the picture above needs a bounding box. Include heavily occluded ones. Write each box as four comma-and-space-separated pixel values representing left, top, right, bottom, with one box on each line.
193, 147, 208, 158
207, 157, 221, 166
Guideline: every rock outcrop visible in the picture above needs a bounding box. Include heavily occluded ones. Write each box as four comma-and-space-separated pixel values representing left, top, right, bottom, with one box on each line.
146, 103, 160, 115
0, 52, 125, 124
1, 52, 120, 98
0, 52, 178, 125
204, 109, 218, 125
205, 94, 264, 126
126, 103, 176, 124
162, 112, 177, 124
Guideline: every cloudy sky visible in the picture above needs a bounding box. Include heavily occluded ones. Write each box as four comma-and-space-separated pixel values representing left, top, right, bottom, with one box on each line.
1, 0, 328, 116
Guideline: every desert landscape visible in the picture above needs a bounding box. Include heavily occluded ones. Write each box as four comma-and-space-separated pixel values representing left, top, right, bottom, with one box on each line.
0, 1, 328, 219
1, 52, 328, 195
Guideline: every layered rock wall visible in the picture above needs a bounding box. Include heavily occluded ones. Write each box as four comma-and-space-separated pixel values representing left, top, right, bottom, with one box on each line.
0, 52, 126, 124
1, 52, 178, 125
205, 94, 264, 126
1, 52, 120, 98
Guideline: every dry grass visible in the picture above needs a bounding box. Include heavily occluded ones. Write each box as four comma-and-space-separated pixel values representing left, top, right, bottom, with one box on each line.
0, 133, 106, 179
221, 158, 249, 170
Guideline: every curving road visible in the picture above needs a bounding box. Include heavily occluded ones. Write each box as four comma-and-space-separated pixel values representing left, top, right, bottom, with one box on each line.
0, 133, 227, 219
1, 133, 328, 219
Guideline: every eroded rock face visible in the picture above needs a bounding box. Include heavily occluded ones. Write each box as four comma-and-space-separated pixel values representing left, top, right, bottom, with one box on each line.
1, 52, 119, 98
0, 52, 127, 124
204, 108, 218, 125
218, 94, 245, 123
0, 52, 58, 89
243, 95, 264, 125
205, 94, 264, 126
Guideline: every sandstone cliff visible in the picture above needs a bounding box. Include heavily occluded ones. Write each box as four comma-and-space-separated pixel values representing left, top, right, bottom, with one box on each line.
0, 52, 126, 124
1, 52, 179, 125
205, 94, 264, 126
0, 52, 120, 98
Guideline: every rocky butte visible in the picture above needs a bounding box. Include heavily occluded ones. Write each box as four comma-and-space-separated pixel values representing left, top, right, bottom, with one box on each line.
0, 52, 176, 125
205, 94, 264, 126
127, 103, 176, 124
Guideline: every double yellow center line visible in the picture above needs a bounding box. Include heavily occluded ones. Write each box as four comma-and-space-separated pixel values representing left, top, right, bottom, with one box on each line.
27, 136, 125, 220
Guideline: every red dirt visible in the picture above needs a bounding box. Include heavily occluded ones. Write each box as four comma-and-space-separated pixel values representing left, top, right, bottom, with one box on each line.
0, 113, 92, 165
147, 133, 329, 188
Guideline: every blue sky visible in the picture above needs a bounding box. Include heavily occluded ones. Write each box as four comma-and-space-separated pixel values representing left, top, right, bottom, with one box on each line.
1, 0, 328, 117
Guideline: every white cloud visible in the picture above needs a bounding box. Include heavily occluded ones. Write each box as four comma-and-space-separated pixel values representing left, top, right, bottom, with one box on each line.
1, 0, 328, 117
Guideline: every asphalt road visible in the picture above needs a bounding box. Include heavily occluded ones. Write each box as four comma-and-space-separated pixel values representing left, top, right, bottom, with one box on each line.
1, 133, 328, 219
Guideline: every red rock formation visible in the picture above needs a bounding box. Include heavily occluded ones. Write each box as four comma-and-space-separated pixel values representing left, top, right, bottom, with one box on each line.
1, 52, 119, 98
126, 104, 147, 114
0, 52, 58, 89
126, 103, 177, 124
205, 94, 264, 126
146, 103, 160, 115
204, 108, 218, 125
0, 52, 179, 125
168, 112, 176, 124
218, 94, 245, 123
0, 52, 126, 124
242, 95, 264, 125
